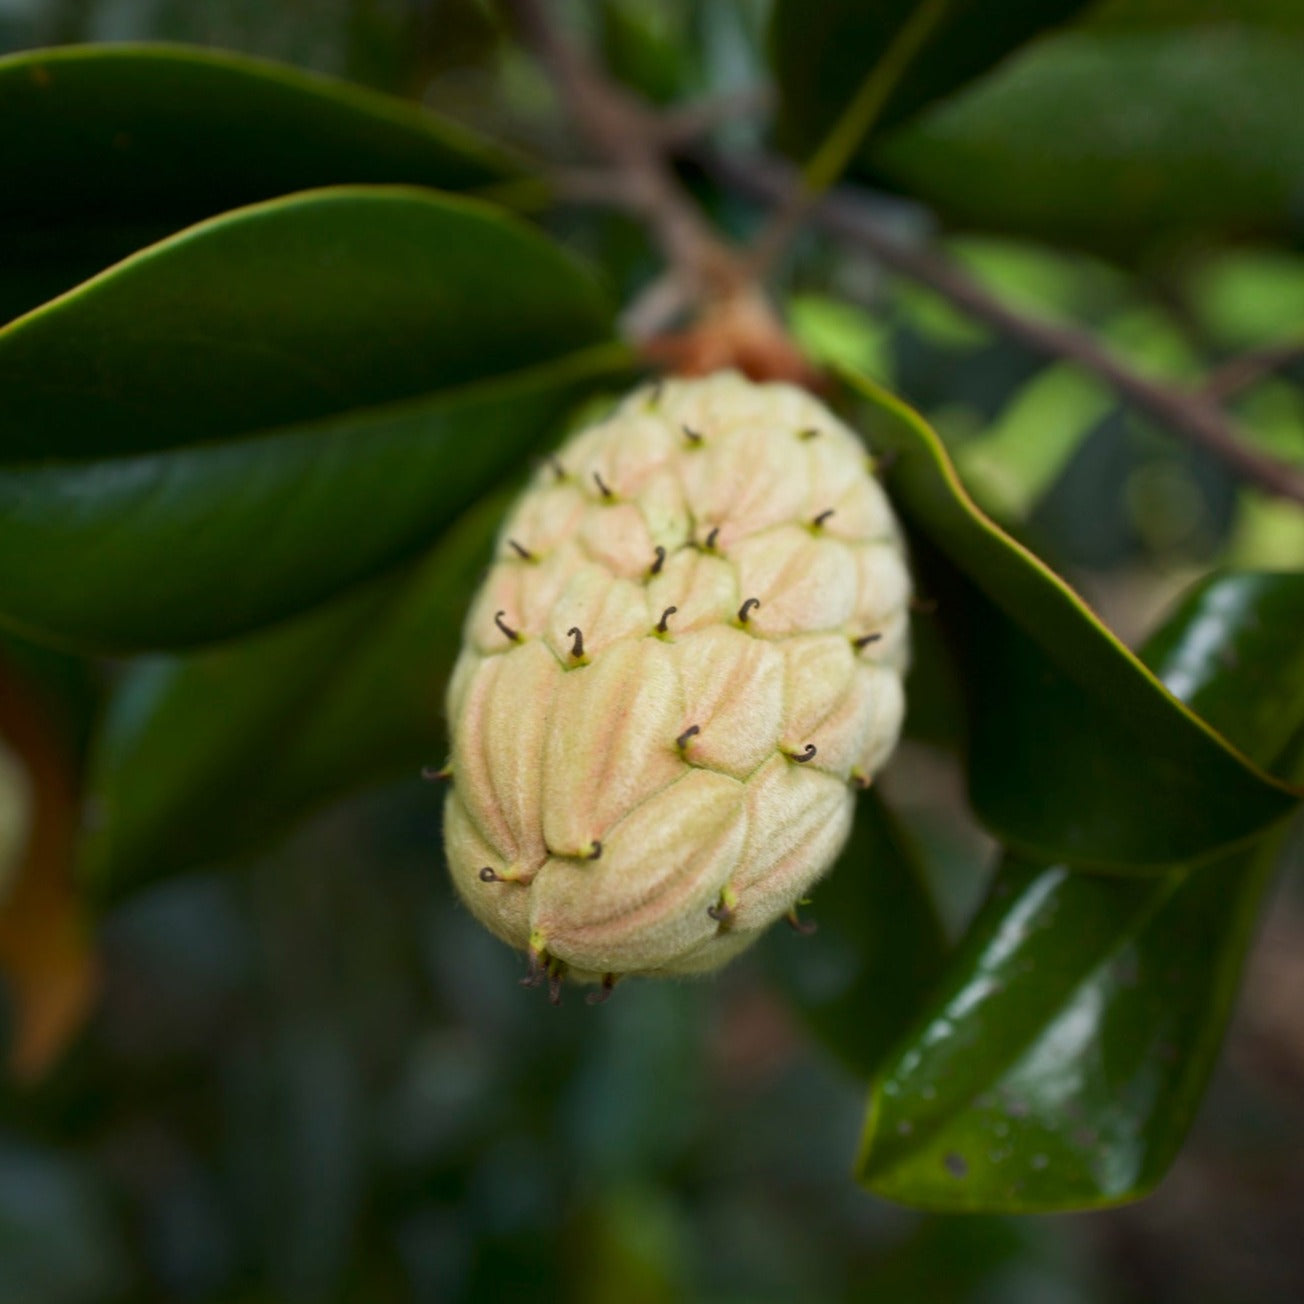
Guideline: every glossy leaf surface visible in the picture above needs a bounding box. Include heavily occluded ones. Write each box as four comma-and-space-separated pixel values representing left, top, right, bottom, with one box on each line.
83, 498, 503, 899
859, 571, 1304, 1211
0, 188, 623, 650
844, 368, 1300, 869
770, 0, 1092, 153
873, 26, 1304, 252
0, 44, 520, 322
1141, 571, 1304, 762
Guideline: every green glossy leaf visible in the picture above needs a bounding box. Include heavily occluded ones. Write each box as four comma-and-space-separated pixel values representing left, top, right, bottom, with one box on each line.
770, 0, 1093, 152
844, 368, 1300, 869
872, 27, 1304, 252
0, 44, 521, 322
1142, 571, 1304, 764
859, 571, 1304, 1211
0, 188, 625, 651
83, 495, 505, 899
861, 842, 1287, 1212
765, 790, 947, 1080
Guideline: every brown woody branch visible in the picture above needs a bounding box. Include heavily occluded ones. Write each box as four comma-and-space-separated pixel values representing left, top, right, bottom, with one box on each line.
695, 149, 1304, 506
655, 85, 774, 150
1200, 340, 1304, 403
502, 0, 744, 300
502, 1, 1304, 506
505, 0, 815, 382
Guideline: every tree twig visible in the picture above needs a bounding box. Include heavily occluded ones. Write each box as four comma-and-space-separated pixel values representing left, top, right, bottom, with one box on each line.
698, 149, 1304, 505
502, 0, 815, 383
655, 85, 774, 149
1200, 340, 1304, 403
502, 3, 1304, 503
502, 0, 744, 305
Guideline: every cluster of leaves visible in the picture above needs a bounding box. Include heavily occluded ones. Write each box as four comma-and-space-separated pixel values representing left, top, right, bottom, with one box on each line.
1, 0, 1302, 1241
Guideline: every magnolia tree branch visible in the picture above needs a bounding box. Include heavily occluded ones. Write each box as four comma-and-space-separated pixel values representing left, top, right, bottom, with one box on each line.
503, 0, 1304, 505
504, 0, 815, 381
502, 0, 745, 306
655, 85, 774, 149
1200, 340, 1304, 403
698, 149, 1304, 506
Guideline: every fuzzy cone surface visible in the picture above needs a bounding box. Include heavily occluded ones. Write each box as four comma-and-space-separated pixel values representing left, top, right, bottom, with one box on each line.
444, 372, 911, 988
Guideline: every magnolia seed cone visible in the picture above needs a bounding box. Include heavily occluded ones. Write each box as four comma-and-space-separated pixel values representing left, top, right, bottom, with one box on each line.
443, 372, 911, 990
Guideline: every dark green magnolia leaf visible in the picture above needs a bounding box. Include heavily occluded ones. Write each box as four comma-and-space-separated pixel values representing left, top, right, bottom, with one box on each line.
0, 44, 521, 322
765, 790, 947, 1081
843, 368, 1300, 870
770, 0, 1093, 155
861, 841, 1287, 1212
900, 606, 965, 748
0, 187, 626, 651
1088, 0, 1304, 36
872, 26, 1304, 252
1142, 571, 1304, 762
763, 605, 961, 1074
83, 496, 506, 900
858, 570, 1304, 1212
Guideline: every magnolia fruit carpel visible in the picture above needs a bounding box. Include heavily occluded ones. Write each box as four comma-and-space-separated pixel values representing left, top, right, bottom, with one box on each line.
442, 372, 911, 995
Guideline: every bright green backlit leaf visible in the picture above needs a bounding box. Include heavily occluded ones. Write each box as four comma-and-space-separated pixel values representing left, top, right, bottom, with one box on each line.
957, 364, 1114, 521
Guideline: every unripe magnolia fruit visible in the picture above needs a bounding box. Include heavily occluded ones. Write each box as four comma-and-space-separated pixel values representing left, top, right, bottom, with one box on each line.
443, 371, 911, 995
